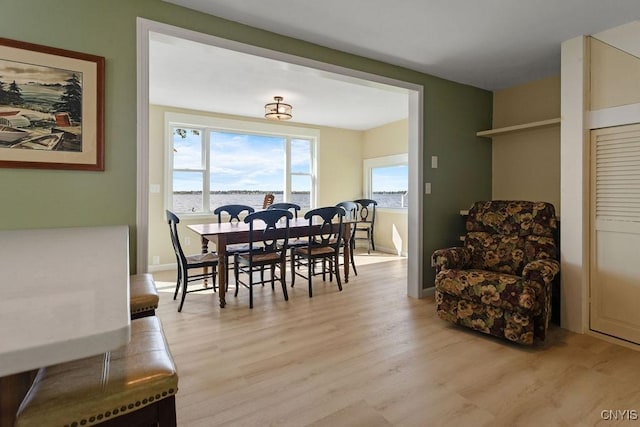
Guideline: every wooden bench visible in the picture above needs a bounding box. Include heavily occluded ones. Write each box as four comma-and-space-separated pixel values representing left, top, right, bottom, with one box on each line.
15, 316, 178, 427
130, 273, 159, 319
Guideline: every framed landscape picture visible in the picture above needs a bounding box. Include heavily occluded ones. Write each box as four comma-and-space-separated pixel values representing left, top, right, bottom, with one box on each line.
0, 37, 104, 171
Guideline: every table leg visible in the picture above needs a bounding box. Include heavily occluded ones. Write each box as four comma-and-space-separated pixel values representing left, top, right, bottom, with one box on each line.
343, 223, 351, 283
201, 236, 210, 288
217, 235, 227, 308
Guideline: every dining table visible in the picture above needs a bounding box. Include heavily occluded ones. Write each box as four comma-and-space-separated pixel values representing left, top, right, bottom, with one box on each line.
188, 217, 353, 308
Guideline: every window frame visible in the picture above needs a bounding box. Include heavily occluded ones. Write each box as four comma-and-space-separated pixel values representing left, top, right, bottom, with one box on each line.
165, 112, 318, 218
363, 153, 409, 212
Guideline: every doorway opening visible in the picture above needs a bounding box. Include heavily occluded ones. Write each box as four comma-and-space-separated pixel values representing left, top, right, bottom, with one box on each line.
136, 18, 424, 298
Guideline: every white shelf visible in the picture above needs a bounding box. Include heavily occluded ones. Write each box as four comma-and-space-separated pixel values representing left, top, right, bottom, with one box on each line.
476, 118, 561, 137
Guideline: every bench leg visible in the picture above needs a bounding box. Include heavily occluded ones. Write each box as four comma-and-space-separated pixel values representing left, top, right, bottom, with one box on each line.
158, 395, 177, 427
0, 371, 37, 427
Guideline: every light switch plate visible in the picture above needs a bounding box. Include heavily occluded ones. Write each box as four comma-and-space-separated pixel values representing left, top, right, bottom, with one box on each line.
150, 184, 160, 194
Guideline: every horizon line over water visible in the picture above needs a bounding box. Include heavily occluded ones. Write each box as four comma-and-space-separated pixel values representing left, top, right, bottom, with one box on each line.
172, 191, 408, 213
173, 190, 408, 194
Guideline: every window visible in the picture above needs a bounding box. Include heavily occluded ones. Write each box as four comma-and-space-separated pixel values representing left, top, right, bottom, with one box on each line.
290, 139, 313, 208
363, 154, 408, 209
171, 127, 205, 213
167, 114, 317, 215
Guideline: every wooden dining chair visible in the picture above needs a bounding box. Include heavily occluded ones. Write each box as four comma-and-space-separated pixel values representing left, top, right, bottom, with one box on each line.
234, 209, 293, 308
267, 202, 301, 219
290, 206, 345, 297
268, 202, 305, 248
213, 204, 255, 290
336, 200, 358, 276
262, 193, 275, 209
166, 210, 219, 312
353, 198, 377, 254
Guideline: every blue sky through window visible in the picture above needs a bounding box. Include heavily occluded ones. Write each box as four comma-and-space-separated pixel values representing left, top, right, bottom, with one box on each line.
210, 131, 285, 192
172, 128, 202, 170
371, 164, 408, 192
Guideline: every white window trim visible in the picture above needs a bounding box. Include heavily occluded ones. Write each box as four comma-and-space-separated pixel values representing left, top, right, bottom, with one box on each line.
165, 112, 319, 218
363, 153, 409, 213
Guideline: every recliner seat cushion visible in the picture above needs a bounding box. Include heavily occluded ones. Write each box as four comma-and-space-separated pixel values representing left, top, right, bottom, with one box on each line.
435, 268, 544, 316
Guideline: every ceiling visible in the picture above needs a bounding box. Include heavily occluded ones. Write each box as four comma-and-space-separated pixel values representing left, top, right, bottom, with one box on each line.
149, 33, 409, 131
153, 1, 640, 130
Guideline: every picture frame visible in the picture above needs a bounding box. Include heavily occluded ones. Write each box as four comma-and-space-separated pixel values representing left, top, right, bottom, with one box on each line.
0, 37, 104, 171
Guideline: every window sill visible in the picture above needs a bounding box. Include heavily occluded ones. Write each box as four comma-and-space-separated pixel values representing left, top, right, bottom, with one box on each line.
173, 212, 215, 222
377, 207, 408, 214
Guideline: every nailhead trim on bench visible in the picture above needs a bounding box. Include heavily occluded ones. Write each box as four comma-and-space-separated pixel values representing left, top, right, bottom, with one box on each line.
62, 388, 176, 427
129, 273, 159, 319
16, 316, 178, 427
130, 304, 158, 314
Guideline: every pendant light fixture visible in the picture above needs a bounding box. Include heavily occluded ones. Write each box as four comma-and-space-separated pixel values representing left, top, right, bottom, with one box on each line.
264, 96, 292, 121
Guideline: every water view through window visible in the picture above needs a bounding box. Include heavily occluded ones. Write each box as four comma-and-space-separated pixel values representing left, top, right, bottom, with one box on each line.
371, 164, 408, 208
171, 127, 314, 213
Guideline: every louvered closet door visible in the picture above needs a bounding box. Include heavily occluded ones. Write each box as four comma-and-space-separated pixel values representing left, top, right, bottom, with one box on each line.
591, 124, 640, 344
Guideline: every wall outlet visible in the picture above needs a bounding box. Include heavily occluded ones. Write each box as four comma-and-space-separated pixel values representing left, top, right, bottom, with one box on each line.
431, 156, 438, 168
424, 182, 431, 194
184, 236, 191, 246
152, 255, 160, 265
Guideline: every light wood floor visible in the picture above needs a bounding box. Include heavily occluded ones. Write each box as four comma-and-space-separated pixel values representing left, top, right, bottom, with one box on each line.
153, 254, 640, 427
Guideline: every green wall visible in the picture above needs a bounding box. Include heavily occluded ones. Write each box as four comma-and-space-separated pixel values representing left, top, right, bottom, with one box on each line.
1, 0, 491, 285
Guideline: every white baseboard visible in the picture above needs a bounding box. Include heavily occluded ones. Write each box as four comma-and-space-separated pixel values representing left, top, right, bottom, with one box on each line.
359, 244, 407, 257
148, 262, 177, 273
422, 286, 435, 297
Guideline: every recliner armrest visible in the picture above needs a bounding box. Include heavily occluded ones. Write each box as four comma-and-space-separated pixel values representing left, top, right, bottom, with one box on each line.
522, 259, 560, 284
431, 247, 471, 271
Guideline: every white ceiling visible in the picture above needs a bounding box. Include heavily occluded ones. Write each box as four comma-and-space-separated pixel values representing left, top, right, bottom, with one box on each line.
149, 33, 409, 131
153, 0, 640, 130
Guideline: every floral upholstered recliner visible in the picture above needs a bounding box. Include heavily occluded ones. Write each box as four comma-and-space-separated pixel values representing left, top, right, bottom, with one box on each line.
431, 201, 560, 345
